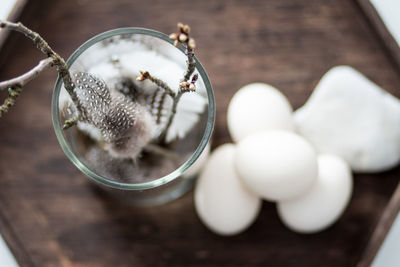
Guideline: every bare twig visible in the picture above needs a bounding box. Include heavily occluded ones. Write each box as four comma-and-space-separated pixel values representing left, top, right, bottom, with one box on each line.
137, 23, 198, 143
179, 74, 198, 92
170, 22, 196, 82
183, 47, 195, 82
0, 57, 53, 90
136, 70, 175, 97
157, 91, 184, 142
0, 20, 81, 115
158, 74, 199, 141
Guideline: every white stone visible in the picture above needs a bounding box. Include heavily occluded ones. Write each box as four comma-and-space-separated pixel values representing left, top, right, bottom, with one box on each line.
227, 83, 294, 142
294, 66, 400, 172
0, 234, 18, 267
277, 154, 353, 234
194, 144, 261, 235
235, 130, 318, 201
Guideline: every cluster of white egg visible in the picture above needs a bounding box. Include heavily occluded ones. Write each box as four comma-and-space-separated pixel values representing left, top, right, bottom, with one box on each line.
194, 83, 353, 235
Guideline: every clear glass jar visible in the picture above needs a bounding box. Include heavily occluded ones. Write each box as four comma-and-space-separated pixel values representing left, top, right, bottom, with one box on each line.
51, 27, 215, 206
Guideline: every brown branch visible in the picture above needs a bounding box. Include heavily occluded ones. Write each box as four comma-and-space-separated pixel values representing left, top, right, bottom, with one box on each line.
183, 47, 195, 82
158, 74, 198, 141
136, 70, 175, 97
170, 23, 196, 83
159, 23, 198, 142
0, 20, 81, 115
0, 57, 53, 91
137, 23, 199, 143
157, 91, 184, 142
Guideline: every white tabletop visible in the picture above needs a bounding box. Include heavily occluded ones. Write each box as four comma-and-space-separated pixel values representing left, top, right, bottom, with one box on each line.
0, 234, 18, 267
372, 211, 400, 267
0, 0, 18, 20
370, 0, 400, 47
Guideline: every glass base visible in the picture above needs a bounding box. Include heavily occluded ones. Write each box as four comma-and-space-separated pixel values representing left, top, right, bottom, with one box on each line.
90, 175, 197, 206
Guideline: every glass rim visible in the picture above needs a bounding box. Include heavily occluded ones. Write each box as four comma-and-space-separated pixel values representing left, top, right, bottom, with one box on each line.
51, 27, 215, 191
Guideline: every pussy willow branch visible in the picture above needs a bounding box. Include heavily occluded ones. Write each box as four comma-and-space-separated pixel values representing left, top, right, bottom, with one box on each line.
136, 71, 175, 97
0, 20, 80, 117
183, 47, 195, 82
138, 23, 197, 143
157, 91, 183, 142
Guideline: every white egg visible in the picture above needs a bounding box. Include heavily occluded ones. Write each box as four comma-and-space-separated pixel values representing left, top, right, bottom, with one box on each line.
235, 130, 318, 201
194, 144, 261, 235
277, 154, 353, 234
183, 143, 211, 178
227, 83, 294, 142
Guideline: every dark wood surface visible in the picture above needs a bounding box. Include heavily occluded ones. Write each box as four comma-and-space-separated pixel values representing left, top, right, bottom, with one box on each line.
356, 0, 400, 72
0, 0, 399, 266
357, 182, 400, 267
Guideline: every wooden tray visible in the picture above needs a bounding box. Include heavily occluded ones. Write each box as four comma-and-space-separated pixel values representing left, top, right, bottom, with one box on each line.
355, 2, 400, 264
358, 183, 400, 266
0, 0, 399, 266
356, 0, 400, 71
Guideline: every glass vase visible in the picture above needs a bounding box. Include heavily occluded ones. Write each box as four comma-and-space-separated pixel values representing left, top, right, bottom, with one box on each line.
51, 27, 215, 206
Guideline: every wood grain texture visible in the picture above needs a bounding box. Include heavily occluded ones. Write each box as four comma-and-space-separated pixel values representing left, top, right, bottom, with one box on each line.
357, 182, 400, 267
356, 0, 400, 72
0, 0, 399, 266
